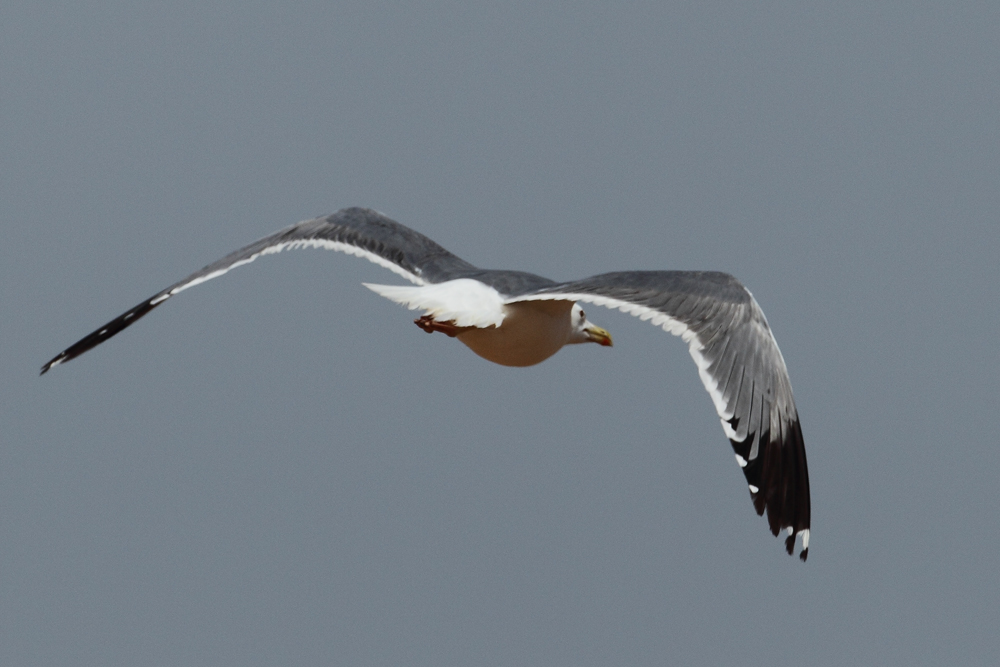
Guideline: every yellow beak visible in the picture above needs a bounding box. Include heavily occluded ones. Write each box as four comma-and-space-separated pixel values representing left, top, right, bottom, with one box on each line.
586, 325, 613, 347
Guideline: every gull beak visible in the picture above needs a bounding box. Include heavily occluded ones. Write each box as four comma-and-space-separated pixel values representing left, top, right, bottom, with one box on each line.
585, 324, 613, 347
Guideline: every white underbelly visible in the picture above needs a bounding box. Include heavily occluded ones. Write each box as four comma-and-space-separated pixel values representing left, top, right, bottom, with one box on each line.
456, 300, 574, 367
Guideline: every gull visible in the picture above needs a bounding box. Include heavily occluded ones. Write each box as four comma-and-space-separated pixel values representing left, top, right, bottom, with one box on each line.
41, 207, 810, 559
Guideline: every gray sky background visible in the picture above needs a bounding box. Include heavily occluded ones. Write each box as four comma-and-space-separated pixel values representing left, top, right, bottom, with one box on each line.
4, 2, 999, 665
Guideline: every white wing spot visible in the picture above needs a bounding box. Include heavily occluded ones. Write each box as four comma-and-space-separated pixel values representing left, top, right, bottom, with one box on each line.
735, 454, 747, 468
748, 484, 759, 493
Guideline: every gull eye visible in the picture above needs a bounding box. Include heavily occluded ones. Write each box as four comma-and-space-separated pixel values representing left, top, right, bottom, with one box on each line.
580, 310, 586, 320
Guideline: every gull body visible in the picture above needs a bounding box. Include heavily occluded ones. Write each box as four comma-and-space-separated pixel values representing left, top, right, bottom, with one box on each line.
365, 279, 612, 367
456, 301, 610, 367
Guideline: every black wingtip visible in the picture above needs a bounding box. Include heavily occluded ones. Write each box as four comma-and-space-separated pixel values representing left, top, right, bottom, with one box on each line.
785, 532, 809, 561
40, 355, 63, 376
38, 294, 168, 376
731, 412, 810, 560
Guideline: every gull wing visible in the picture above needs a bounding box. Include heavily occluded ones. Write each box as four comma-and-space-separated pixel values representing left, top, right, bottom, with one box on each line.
41, 207, 478, 374
509, 271, 810, 560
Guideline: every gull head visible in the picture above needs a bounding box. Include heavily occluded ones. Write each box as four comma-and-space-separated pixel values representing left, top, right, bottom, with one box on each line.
567, 303, 613, 347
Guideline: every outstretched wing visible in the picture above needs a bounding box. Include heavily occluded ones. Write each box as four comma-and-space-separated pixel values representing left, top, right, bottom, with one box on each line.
41, 207, 478, 374
509, 271, 810, 560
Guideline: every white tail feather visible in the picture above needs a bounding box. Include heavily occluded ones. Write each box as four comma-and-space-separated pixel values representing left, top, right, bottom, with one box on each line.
363, 279, 506, 328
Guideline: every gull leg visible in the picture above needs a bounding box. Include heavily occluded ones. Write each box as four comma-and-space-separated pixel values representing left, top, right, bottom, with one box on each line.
414, 315, 466, 338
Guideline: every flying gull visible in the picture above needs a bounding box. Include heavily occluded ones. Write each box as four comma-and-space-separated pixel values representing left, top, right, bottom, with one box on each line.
41, 207, 810, 560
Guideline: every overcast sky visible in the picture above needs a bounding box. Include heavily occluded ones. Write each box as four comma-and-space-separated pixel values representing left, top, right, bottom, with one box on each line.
4, 2, 999, 665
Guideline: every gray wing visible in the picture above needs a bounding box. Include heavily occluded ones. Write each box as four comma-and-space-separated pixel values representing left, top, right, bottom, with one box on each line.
41, 207, 479, 374
510, 271, 810, 560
